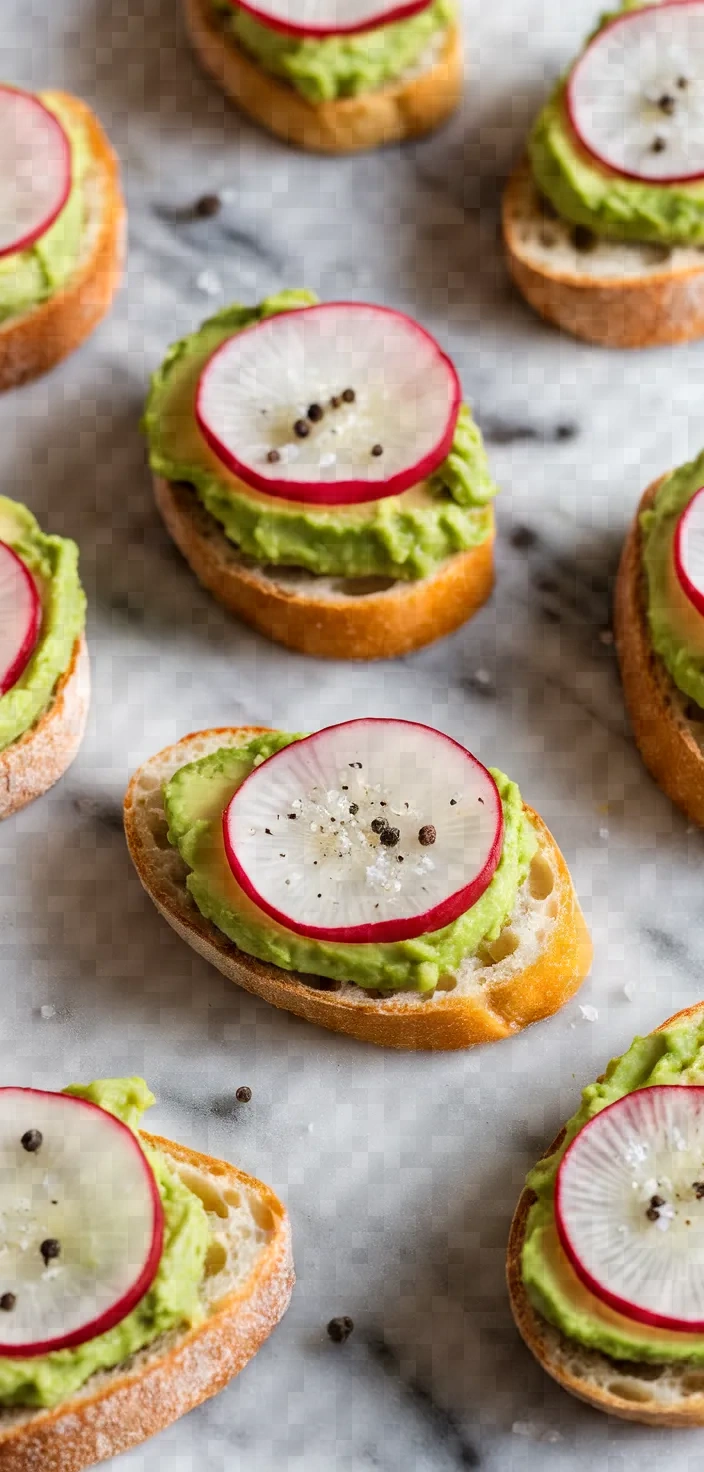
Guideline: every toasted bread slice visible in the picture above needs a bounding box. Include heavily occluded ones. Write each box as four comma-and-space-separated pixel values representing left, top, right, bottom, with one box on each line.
0, 92, 125, 392
507, 1002, 704, 1427
183, 0, 461, 153
614, 477, 704, 827
503, 159, 704, 349
0, 634, 90, 820
154, 476, 495, 659
0, 1133, 294, 1471
124, 726, 592, 1050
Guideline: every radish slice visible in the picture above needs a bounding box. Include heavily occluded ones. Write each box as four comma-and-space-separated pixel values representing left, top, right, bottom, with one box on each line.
195, 304, 461, 507
556, 1086, 704, 1333
567, 2, 704, 184
0, 542, 41, 696
230, 0, 432, 38
0, 87, 71, 259
0, 1088, 164, 1356
674, 486, 704, 620
223, 719, 504, 944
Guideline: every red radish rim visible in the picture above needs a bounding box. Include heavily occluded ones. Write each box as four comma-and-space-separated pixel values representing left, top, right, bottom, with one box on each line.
226, 0, 433, 38
0, 1088, 164, 1358
566, 0, 704, 186
673, 486, 704, 620
195, 303, 462, 506
0, 542, 42, 696
0, 87, 72, 260
556, 1085, 704, 1334
222, 718, 504, 944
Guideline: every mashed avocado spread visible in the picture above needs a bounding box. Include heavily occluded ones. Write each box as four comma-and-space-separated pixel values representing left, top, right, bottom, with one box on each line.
529, 3, 704, 246
641, 451, 704, 709
214, 0, 454, 103
0, 497, 86, 754
0, 91, 89, 324
143, 291, 497, 583
0, 1078, 209, 1408
522, 1018, 704, 1363
164, 730, 537, 993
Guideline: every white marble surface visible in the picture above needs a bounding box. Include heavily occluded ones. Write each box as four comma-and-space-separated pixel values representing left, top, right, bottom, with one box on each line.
2, 0, 704, 1466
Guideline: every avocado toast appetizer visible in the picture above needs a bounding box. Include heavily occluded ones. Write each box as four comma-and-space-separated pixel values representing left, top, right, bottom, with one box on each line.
615, 454, 704, 826
0, 496, 89, 818
0, 85, 124, 389
0, 1077, 292, 1470
503, 0, 704, 348
184, 0, 461, 152
124, 719, 592, 1049
509, 1003, 704, 1425
143, 291, 498, 659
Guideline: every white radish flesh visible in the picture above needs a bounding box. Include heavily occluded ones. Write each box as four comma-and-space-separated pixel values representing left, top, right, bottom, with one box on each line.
232, 0, 432, 37
556, 1085, 704, 1332
674, 486, 704, 619
223, 719, 504, 943
568, 2, 704, 183
0, 87, 71, 258
196, 303, 461, 506
0, 1089, 164, 1356
0, 542, 41, 696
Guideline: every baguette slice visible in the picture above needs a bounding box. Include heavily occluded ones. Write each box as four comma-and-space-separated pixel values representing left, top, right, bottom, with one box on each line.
507, 1001, 704, 1427
124, 726, 593, 1050
0, 93, 125, 391
184, 0, 461, 153
614, 478, 704, 827
0, 633, 90, 820
154, 475, 495, 659
503, 159, 704, 349
0, 1132, 294, 1471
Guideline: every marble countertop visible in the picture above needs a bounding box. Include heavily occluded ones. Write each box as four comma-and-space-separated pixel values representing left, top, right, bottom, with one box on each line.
2, 0, 704, 1465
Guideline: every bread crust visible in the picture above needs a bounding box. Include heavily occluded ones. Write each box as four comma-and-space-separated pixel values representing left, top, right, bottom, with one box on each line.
0, 1133, 294, 1471
154, 475, 496, 659
0, 634, 90, 820
124, 725, 593, 1051
0, 92, 125, 391
614, 478, 704, 827
507, 1001, 704, 1426
503, 159, 704, 349
183, 0, 462, 153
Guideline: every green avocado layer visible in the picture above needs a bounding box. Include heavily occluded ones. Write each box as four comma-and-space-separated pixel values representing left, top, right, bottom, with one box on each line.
0, 92, 89, 324
0, 496, 86, 754
216, 0, 454, 104
529, 3, 704, 247
0, 1078, 209, 1409
522, 1019, 704, 1363
143, 290, 497, 583
164, 729, 538, 994
641, 451, 704, 709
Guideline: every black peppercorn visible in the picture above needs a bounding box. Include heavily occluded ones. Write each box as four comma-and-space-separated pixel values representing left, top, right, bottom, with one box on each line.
379, 827, 400, 848
293, 419, 310, 439
371, 817, 388, 835
0, 1294, 16, 1312
327, 1315, 354, 1343
342, 388, 355, 403
21, 1129, 43, 1153
307, 403, 324, 423
195, 193, 222, 218
40, 1239, 61, 1265
235, 1086, 252, 1103
371, 444, 383, 457
267, 448, 281, 463
418, 825, 436, 846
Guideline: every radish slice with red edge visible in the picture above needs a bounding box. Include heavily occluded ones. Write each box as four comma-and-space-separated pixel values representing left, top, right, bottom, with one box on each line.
196, 303, 461, 506
556, 1085, 704, 1333
228, 0, 432, 40
567, 1, 704, 184
674, 486, 704, 620
223, 719, 504, 944
0, 1088, 164, 1356
0, 542, 41, 696
0, 87, 71, 259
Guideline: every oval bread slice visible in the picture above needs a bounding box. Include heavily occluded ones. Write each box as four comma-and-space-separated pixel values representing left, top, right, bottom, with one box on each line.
614, 477, 704, 827
507, 1001, 704, 1426
0, 1132, 294, 1471
0, 92, 125, 391
124, 726, 593, 1050
0, 633, 90, 820
503, 159, 704, 349
183, 0, 462, 154
154, 475, 496, 660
